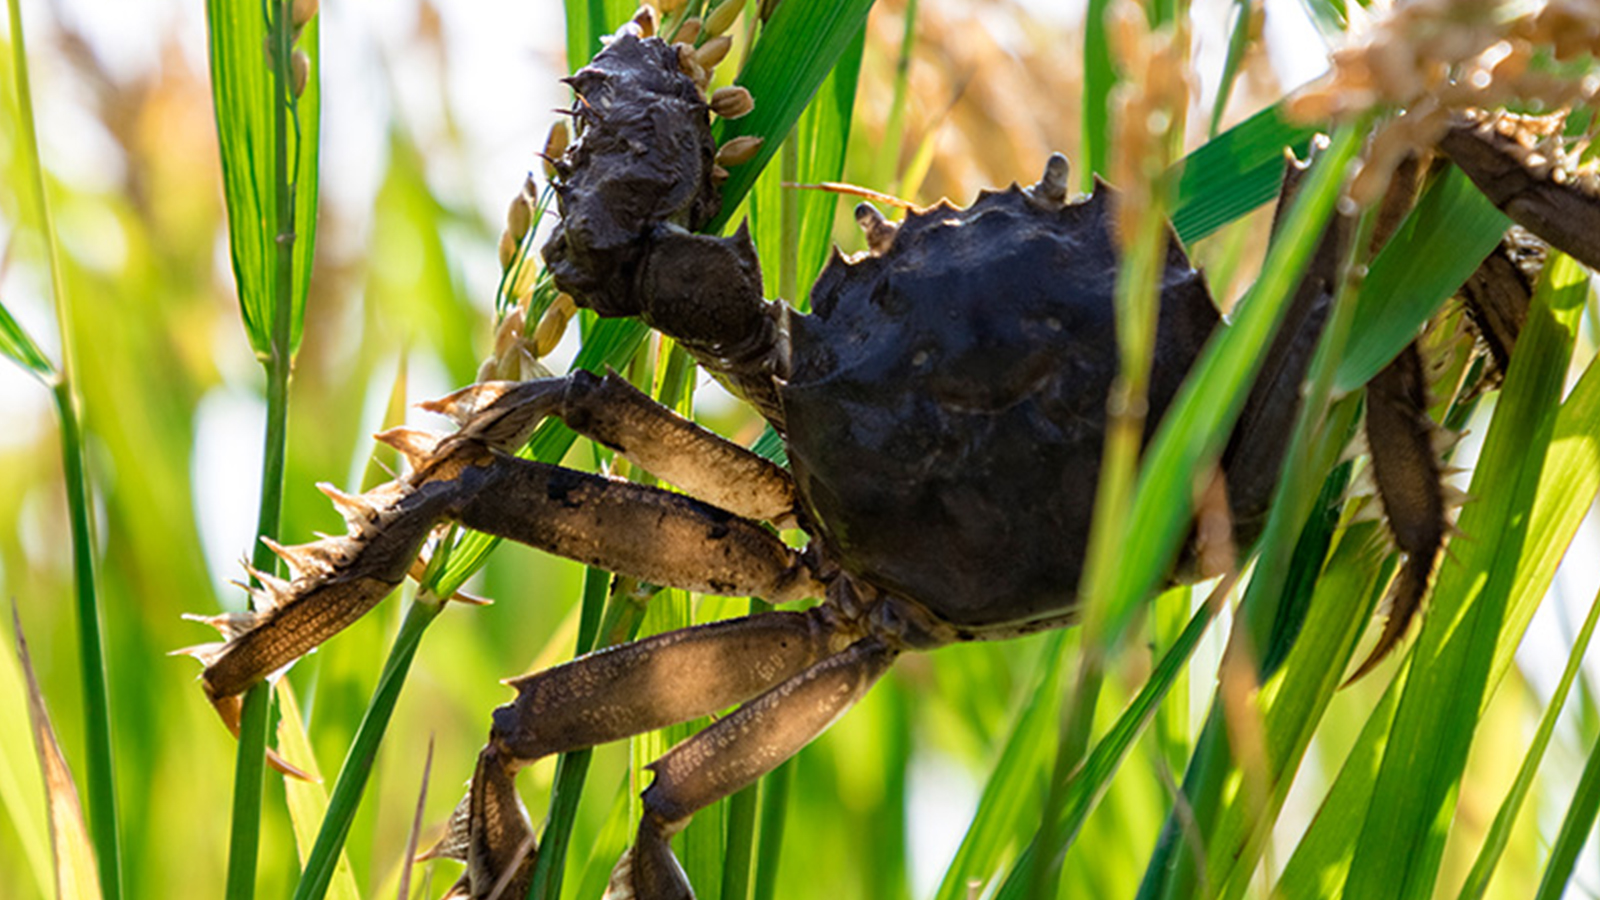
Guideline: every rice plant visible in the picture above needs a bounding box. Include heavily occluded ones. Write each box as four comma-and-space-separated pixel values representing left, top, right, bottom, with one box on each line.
1, 1, 1597, 899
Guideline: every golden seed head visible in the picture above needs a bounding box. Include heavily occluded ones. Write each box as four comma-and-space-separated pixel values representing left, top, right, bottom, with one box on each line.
710, 164, 730, 185
710, 85, 754, 119
704, 0, 742, 37
506, 194, 532, 244
659, 0, 686, 13
292, 0, 319, 29
675, 17, 702, 44
715, 134, 764, 167
498, 230, 519, 271
542, 120, 570, 179
290, 49, 311, 97
694, 34, 733, 71
533, 293, 578, 358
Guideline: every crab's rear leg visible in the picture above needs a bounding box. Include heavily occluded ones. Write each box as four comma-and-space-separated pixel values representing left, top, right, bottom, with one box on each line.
432, 606, 851, 897
610, 636, 899, 900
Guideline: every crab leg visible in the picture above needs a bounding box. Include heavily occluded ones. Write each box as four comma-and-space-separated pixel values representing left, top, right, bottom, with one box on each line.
433, 370, 796, 524
451, 455, 817, 602
432, 607, 850, 898
609, 637, 899, 900
491, 608, 840, 759
185, 372, 818, 724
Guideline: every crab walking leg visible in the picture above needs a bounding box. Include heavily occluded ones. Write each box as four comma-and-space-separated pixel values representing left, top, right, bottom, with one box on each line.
434, 370, 796, 524
439, 610, 846, 898
491, 609, 840, 759
451, 455, 819, 602
608, 637, 900, 900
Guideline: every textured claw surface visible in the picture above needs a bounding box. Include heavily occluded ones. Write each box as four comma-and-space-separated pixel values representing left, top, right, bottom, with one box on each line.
542, 32, 721, 317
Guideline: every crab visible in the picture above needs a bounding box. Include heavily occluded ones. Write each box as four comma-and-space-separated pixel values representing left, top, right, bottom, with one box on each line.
179, 11, 1600, 900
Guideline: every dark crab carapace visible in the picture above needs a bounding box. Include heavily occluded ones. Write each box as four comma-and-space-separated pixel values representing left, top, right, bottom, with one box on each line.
179, 20, 1594, 900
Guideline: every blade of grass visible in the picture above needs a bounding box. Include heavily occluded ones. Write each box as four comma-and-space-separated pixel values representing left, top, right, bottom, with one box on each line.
207, 0, 321, 894
5, 1, 121, 895
1207, 0, 1254, 137
1278, 338, 1600, 897
1342, 253, 1589, 900
1333, 167, 1509, 393
1143, 198, 1380, 900
13, 605, 102, 900
0, 300, 54, 381
292, 592, 445, 900
1093, 122, 1362, 652
705, 0, 875, 233
1532, 722, 1600, 900
1170, 104, 1318, 245
275, 684, 359, 900
933, 630, 1067, 900
562, 0, 635, 75
994, 592, 1223, 900
1459, 580, 1600, 900
1081, 0, 1114, 186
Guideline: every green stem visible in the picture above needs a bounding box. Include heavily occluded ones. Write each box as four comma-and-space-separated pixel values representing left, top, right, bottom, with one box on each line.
7, 0, 123, 892
751, 757, 791, 900
527, 565, 612, 900
52, 381, 122, 900
293, 595, 445, 900
228, 3, 299, 897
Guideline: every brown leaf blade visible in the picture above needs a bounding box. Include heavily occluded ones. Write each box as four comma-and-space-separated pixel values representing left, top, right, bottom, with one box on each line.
12, 604, 103, 900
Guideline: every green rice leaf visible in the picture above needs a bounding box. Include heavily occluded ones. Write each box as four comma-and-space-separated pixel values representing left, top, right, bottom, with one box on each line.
1459, 581, 1600, 900
995, 596, 1219, 900
1533, 722, 1600, 900
563, 0, 636, 75
0, 300, 54, 382
706, 0, 875, 233
1092, 123, 1361, 646
1341, 253, 1588, 900
1171, 103, 1319, 244
206, 0, 320, 358
1081, 0, 1115, 186
1278, 254, 1600, 899
933, 631, 1067, 900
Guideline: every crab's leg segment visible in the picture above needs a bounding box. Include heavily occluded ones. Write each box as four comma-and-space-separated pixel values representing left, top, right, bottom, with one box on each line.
550, 370, 795, 524
1348, 344, 1448, 680
439, 608, 849, 898
450, 455, 818, 603
491, 609, 838, 759
1441, 111, 1600, 272
427, 370, 797, 522
609, 637, 899, 900
185, 372, 814, 722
